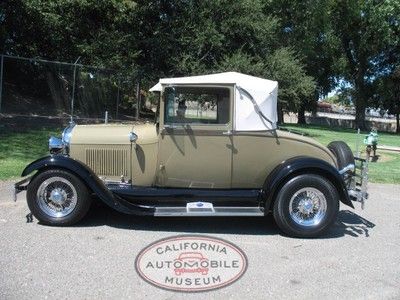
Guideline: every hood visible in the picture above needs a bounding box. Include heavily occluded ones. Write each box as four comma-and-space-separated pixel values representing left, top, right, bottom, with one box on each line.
70, 123, 158, 145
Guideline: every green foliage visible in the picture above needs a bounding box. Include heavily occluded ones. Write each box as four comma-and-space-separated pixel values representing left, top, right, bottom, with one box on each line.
330, 0, 400, 128
264, 48, 315, 112
217, 51, 265, 76
265, 0, 340, 96
0, 0, 399, 127
0, 0, 138, 69
325, 91, 352, 106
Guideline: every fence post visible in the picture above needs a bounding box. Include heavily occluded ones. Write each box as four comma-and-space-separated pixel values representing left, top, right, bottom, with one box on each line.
0, 55, 4, 113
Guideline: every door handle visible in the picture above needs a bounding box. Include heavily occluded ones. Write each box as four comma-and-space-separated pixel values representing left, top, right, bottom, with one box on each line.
222, 130, 233, 136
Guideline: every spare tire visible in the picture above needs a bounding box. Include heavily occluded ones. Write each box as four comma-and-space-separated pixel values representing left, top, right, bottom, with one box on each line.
327, 141, 355, 170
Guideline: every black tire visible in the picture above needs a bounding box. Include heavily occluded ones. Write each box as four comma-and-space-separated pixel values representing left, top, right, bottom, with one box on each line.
327, 141, 354, 169
27, 169, 91, 226
273, 174, 339, 238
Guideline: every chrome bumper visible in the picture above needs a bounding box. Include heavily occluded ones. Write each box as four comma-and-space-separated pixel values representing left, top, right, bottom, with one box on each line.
340, 158, 368, 209
13, 176, 32, 202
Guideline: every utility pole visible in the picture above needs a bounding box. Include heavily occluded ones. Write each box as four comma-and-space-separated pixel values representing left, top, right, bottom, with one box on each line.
116, 77, 120, 120
136, 78, 140, 120
71, 57, 81, 123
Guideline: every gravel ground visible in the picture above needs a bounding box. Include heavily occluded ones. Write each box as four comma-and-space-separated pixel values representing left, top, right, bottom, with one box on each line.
0, 180, 399, 300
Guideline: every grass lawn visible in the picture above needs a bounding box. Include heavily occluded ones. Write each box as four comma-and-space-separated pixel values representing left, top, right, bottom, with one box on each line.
0, 127, 62, 180
0, 123, 399, 184
281, 124, 400, 184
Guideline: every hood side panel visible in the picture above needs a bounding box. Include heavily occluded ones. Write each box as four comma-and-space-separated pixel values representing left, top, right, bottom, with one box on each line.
69, 123, 159, 185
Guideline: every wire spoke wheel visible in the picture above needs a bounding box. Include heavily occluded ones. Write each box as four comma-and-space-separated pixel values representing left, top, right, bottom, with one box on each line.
288, 187, 327, 227
273, 174, 339, 237
27, 169, 91, 226
36, 176, 77, 218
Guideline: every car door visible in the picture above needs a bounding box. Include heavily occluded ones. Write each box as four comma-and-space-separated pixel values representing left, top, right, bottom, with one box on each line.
157, 85, 233, 188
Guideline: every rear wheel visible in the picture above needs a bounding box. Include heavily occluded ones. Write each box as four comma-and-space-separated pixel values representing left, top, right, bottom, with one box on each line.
273, 174, 339, 237
27, 169, 91, 226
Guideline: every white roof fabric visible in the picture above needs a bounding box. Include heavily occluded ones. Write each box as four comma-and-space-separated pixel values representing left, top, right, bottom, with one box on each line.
149, 72, 278, 131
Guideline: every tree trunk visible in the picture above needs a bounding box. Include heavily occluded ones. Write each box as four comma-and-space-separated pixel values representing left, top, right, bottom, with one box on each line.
297, 103, 306, 124
396, 111, 399, 134
277, 103, 284, 124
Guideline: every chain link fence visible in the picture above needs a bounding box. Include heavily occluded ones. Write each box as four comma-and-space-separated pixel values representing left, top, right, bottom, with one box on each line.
0, 55, 150, 126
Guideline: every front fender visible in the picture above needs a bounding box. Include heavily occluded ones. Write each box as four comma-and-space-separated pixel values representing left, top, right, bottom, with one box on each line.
22, 155, 154, 215
263, 156, 354, 210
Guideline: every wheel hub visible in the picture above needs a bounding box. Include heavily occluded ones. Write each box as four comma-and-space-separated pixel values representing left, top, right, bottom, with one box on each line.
49, 189, 67, 205
298, 198, 314, 215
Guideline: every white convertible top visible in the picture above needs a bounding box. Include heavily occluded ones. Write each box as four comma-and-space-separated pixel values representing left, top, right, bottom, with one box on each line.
149, 72, 278, 131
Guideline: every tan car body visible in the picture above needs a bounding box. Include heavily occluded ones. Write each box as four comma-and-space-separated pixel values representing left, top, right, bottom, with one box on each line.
17, 73, 368, 236
69, 84, 337, 189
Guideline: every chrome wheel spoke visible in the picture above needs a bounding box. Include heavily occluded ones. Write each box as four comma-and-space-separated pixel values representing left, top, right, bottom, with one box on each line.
36, 177, 77, 218
289, 187, 327, 227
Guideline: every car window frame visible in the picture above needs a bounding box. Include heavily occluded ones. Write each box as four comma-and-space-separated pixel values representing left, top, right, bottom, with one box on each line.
161, 84, 233, 130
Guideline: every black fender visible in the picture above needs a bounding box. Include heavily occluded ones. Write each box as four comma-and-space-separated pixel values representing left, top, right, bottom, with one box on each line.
263, 156, 354, 210
22, 155, 155, 215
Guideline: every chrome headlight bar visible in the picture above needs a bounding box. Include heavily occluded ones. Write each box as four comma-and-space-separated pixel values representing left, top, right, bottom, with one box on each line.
62, 122, 75, 146
49, 123, 76, 154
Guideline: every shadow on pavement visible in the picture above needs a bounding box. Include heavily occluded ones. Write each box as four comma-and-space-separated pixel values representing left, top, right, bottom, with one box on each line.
328, 210, 376, 238
69, 202, 376, 239
76, 201, 279, 236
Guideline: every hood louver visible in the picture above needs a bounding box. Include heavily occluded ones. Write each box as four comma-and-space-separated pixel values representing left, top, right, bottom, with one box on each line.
85, 148, 129, 177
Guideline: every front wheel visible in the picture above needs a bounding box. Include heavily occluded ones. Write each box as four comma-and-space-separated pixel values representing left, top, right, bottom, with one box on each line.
273, 174, 339, 237
27, 169, 92, 226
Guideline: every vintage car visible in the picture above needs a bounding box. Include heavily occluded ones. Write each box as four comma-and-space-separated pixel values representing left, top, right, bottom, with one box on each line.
15, 72, 368, 237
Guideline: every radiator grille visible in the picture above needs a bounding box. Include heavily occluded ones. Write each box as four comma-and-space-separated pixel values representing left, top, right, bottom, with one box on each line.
85, 148, 129, 177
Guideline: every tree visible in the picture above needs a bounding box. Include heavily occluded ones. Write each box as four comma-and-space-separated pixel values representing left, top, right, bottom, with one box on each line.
133, 1, 315, 122
0, 0, 139, 116
264, 0, 341, 124
132, 0, 279, 78
1, 0, 138, 67
330, 0, 400, 130
373, 66, 400, 133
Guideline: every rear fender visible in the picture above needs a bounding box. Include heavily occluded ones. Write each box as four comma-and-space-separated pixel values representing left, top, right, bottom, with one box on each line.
263, 156, 354, 210
21, 155, 154, 215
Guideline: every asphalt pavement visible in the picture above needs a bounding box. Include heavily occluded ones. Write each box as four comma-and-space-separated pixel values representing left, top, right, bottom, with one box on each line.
0, 180, 399, 299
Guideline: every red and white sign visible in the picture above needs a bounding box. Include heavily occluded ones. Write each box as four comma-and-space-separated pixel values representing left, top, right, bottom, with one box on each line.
135, 235, 247, 292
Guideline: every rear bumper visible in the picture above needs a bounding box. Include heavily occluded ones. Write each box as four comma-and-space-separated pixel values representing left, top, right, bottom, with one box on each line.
341, 157, 368, 208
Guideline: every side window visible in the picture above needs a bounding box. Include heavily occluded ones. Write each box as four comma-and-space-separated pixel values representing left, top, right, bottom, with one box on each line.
164, 86, 229, 125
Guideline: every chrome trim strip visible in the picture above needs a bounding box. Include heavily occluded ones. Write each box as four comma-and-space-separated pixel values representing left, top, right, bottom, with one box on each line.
161, 128, 229, 136
154, 206, 264, 217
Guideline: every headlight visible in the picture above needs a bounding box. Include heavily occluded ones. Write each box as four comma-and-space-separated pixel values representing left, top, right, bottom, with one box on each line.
48, 123, 76, 155
62, 123, 76, 146
49, 136, 63, 153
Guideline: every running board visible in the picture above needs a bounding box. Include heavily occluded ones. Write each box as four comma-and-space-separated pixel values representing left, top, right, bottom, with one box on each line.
154, 202, 264, 217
